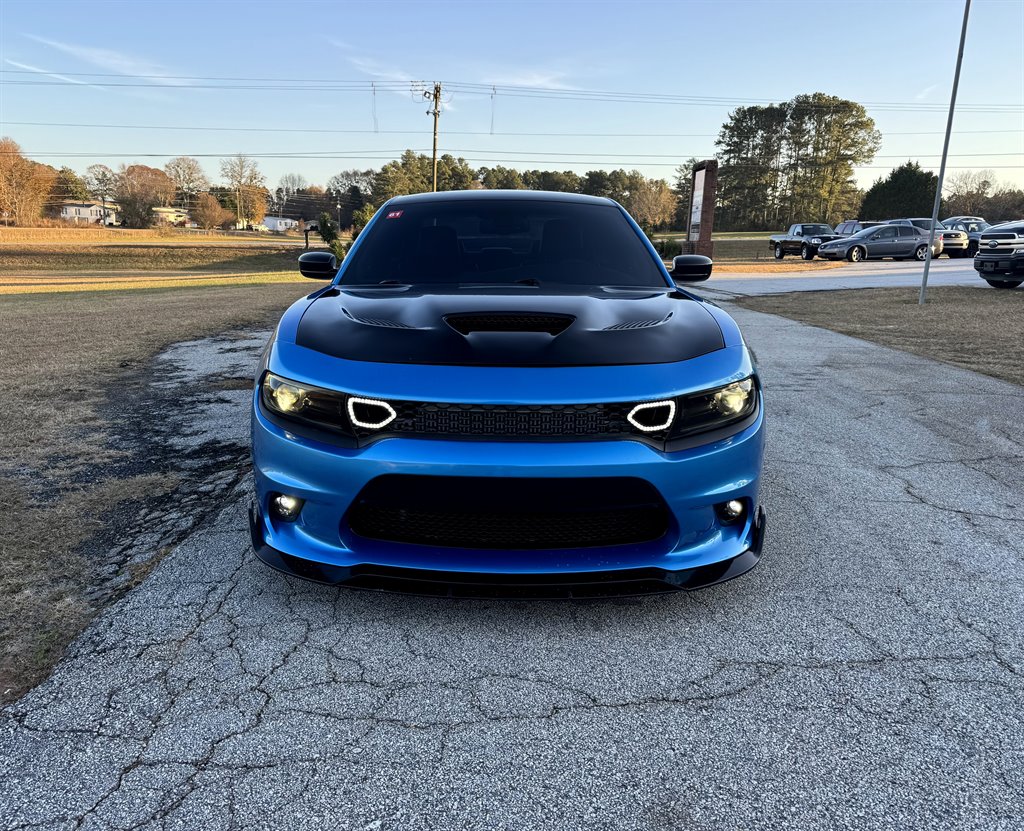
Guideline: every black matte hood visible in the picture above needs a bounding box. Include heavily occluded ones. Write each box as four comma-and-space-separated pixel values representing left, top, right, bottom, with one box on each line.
294, 286, 725, 366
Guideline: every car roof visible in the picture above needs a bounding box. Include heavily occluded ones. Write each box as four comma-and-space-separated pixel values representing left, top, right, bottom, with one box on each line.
385, 190, 617, 207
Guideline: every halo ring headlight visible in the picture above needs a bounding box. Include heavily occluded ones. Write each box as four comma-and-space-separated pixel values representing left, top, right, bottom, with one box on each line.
627, 400, 676, 432
347, 397, 398, 430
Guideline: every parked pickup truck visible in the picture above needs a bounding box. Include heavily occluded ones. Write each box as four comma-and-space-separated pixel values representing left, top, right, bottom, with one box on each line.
769, 224, 842, 260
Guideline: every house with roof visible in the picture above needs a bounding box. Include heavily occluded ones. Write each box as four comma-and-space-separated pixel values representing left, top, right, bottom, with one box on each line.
59, 201, 119, 225
264, 216, 299, 233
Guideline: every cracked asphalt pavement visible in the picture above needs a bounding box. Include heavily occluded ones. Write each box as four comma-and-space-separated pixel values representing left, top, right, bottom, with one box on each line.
3, 306, 1023, 830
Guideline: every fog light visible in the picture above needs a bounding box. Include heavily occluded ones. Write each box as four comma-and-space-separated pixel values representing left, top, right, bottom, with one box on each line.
270, 493, 304, 521
717, 499, 745, 523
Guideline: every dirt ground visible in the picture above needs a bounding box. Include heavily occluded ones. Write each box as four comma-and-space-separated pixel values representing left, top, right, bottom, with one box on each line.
0, 281, 315, 703
734, 286, 1024, 387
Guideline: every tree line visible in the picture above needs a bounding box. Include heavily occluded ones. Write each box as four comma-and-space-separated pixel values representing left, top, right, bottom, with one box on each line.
2, 89, 1021, 232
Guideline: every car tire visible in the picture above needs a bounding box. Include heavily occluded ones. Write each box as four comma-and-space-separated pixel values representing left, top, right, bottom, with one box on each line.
848, 246, 865, 263
914, 245, 928, 261
774, 244, 784, 260
800, 245, 813, 260
986, 280, 1023, 289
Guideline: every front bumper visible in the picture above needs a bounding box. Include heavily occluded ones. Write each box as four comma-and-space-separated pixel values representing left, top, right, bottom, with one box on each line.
250, 502, 765, 597
250, 396, 766, 596
974, 255, 1024, 277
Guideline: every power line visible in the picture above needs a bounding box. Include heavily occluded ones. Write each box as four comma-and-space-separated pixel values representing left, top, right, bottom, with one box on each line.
6, 148, 1018, 160
2, 120, 1021, 138
1, 72, 1020, 113
7, 150, 1021, 170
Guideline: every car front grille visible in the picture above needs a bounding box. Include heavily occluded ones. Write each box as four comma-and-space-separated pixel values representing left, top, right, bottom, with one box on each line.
345, 475, 671, 550
368, 401, 639, 441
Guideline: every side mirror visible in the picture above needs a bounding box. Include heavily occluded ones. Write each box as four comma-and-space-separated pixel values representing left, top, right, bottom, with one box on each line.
794, 230, 802, 237
298, 250, 339, 280
670, 254, 713, 283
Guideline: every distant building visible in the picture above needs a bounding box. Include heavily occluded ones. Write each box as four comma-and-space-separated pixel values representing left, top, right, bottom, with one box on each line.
264, 216, 299, 233
152, 206, 190, 226
59, 201, 119, 225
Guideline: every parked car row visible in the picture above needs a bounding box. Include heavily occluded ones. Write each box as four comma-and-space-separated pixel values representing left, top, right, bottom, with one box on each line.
769, 215, 1024, 289
816, 223, 942, 262
770, 216, 990, 262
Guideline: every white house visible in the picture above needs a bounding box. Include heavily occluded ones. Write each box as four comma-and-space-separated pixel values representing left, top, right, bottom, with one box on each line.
263, 216, 299, 233
152, 206, 190, 226
59, 201, 118, 225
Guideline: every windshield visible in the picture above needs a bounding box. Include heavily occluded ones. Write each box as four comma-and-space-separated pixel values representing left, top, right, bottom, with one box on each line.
340, 199, 668, 289
911, 219, 942, 230
802, 225, 833, 236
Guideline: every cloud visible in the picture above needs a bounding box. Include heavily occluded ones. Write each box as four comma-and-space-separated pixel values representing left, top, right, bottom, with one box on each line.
4, 58, 107, 90
915, 83, 938, 101
479, 69, 577, 90
25, 35, 192, 86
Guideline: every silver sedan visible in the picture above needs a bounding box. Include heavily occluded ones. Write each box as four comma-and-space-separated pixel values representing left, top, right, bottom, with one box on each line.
817, 224, 943, 262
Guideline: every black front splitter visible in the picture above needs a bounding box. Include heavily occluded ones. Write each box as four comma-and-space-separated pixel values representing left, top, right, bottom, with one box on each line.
249, 503, 766, 599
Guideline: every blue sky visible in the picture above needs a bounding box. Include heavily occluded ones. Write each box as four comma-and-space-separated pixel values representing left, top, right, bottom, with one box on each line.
1, 0, 1021, 192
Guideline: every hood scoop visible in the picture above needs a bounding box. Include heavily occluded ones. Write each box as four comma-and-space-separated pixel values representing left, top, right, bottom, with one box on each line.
444, 312, 575, 336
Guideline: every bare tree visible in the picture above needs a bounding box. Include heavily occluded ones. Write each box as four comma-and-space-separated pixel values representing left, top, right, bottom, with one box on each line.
84, 164, 118, 226
220, 154, 266, 227
164, 157, 209, 215
943, 169, 995, 217
277, 172, 307, 219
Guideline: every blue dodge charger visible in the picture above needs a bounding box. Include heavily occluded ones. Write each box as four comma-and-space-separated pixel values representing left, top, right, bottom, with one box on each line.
250, 190, 766, 597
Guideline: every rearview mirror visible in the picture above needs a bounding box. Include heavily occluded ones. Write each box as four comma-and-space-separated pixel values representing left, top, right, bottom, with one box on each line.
298, 251, 339, 280
670, 254, 713, 283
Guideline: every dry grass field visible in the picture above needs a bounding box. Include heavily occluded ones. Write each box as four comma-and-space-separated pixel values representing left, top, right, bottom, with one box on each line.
735, 286, 1024, 387
0, 281, 314, 703
0, 226, 306, 244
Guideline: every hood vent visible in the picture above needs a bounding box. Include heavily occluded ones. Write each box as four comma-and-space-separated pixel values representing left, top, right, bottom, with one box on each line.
603, 312, 673, 331
342, 308, 413, 329
445, 312, 575, 336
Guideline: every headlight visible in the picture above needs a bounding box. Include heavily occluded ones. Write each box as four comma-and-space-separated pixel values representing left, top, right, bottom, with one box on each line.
260, 372, 350, 433
668, 376, 758, 441
811, 237, 822, 244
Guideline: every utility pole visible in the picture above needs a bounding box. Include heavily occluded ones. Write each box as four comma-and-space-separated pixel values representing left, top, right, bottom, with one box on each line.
920, 0, 971, 305
424, 82, 442, 192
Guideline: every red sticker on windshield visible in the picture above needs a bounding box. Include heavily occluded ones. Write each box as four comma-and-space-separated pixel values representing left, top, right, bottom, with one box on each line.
386, 210, 403, 219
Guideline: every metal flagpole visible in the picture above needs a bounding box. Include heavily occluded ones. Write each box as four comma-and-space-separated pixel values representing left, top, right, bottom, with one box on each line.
920, 0, 971, 305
